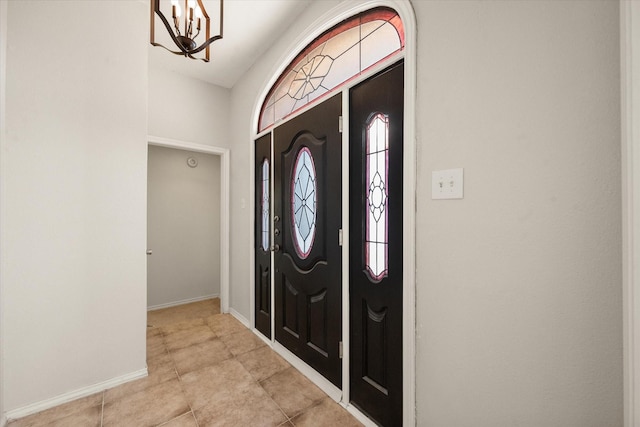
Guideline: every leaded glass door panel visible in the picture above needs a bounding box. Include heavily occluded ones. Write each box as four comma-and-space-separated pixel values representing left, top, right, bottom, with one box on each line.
349, 62, 404, 426
254, 134, 272, 339
274, 93, 342, 387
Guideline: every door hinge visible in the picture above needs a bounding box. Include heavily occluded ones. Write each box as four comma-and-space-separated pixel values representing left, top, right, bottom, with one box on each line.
338, 229, 343, 246
339, 341, 343, 359
339, 116, 343, 133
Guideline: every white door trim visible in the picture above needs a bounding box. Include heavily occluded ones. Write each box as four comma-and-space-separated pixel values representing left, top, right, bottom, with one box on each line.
248, 2, 416, 425
622, 1, 640, 425
147, 135, 230, 314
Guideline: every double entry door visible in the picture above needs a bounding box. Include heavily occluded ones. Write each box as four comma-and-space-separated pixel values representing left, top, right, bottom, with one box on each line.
254, 61, 404, 426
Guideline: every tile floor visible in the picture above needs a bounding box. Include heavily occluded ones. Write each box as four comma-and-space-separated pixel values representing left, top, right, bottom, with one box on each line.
8, 299, 362, 427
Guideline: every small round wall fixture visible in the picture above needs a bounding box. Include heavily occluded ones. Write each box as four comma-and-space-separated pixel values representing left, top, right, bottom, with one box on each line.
187, 157, 198, 168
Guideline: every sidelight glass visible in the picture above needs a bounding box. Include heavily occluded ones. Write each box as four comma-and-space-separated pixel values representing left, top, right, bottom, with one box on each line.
365, 113, 389, 281
291, 147, 317, 259
261, 158, 270, 251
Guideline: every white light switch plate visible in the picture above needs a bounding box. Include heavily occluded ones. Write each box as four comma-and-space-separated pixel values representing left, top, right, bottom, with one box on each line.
432, 168, 464, 199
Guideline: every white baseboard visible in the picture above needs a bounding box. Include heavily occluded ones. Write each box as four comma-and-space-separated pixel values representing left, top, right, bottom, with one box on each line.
229, 308, 250, 327
5, 368, 147, 421
147, 294, 219, 311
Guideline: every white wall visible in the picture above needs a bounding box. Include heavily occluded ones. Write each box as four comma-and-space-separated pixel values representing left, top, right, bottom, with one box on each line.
0, 0, 7, 423
414, 1, 621, 425
147, 146, 221, 308
2, 0, 148, 413
148, 67, 231, 148
229, 0, 622, 425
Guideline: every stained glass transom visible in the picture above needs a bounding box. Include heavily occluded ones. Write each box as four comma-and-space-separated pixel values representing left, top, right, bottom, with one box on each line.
365, 113, 389, 281
261, 158, 270, 251
259, 7, 404, 132
291, 147, 317, 259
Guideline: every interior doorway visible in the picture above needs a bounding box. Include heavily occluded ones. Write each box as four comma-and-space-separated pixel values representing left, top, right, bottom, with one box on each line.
147, 136, 230, 313
147, 145, 220, 308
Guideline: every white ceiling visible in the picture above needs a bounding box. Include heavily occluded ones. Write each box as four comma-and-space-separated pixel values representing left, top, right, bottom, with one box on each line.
149, 0, 313, 88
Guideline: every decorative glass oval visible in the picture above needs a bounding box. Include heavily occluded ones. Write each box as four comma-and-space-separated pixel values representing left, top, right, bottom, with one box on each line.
259, 7, 404, 132
291, 147, 317, 259
261, 158, 270, 251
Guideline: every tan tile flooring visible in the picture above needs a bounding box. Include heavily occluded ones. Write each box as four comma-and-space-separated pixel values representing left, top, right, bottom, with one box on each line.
8, 299, 362, 427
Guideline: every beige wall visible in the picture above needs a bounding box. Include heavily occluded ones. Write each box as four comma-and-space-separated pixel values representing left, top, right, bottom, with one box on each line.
147, 146, 221, 308
2, 0, 148, 412
229, 0, 622, 425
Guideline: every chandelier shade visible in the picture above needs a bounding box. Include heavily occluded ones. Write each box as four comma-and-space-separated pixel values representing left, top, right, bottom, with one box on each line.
150, 0, 223, 62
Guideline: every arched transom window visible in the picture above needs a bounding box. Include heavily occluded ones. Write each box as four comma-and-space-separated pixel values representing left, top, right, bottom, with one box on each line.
258, 7, 404, 132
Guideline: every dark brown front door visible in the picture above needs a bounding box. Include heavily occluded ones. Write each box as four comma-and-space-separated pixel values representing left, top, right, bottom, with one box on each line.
254, 134, 272, 339
273, 94, 342, 387
349, 62, 404, 426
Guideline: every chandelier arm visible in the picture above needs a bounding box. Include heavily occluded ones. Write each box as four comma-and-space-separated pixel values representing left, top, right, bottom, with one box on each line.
153, 6, 190, 55
173, 16, 181, 36
151, 41, 191, 57
187, 53, 211, 62
188, 34, 223, 55
150, 40, 213, 63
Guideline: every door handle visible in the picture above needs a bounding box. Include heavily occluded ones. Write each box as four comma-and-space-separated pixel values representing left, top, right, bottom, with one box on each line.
146, 249, 153, 255
270, 244, 280, 252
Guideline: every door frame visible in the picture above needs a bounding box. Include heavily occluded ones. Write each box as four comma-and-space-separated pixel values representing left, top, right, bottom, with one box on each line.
147, 135, 231, 313
623, 1, 640, 426
248, 1, 416, 425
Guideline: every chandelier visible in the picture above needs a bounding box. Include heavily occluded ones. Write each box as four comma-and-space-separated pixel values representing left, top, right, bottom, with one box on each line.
150, 0, 224, 62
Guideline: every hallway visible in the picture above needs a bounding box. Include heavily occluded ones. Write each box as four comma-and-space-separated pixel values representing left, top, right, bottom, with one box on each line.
8, 299, 362, 426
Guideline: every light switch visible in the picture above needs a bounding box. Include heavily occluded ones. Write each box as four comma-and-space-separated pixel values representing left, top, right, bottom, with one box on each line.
432, 168, 464, 199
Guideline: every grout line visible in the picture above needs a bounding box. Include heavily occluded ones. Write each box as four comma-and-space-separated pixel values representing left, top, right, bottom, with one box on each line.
174, 361, 200, 427
155, 411, 193, 427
